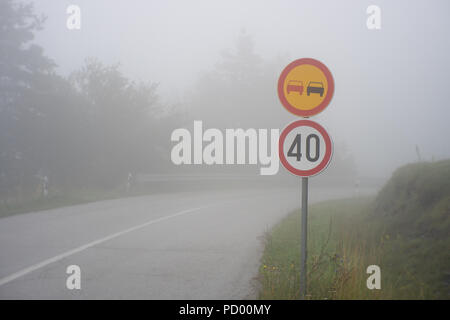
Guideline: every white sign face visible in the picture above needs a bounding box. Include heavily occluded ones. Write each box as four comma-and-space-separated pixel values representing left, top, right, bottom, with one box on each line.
279, 120, 333, 177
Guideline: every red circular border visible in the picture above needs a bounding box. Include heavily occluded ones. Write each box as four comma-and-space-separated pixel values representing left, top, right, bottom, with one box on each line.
277, 58, 334, 117
279, 120, 333, 177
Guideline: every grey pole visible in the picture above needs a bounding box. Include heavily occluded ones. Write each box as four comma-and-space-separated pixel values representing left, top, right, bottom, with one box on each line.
300, 177, 308, 299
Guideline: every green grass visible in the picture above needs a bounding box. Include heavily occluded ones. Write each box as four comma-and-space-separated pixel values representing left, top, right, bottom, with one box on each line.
259, 160, 450, 300
0, 185, 166, 219
259, 197, 385, 299
0, 179, 279, 218
0, 188, 126, 218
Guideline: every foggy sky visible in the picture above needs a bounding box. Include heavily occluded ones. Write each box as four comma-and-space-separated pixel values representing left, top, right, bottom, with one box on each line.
30, 0, 450, 178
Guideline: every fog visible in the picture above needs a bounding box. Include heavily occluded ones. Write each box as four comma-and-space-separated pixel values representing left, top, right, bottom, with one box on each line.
1, 0, 449, 301
31, 0, 449, 177
2, 0, 450, 198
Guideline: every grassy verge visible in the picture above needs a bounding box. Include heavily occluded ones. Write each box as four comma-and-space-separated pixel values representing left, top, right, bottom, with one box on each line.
0, 180, 281, 218
258, 196, 449, 299
0, 186, 154, 219
1, 189, 112, 218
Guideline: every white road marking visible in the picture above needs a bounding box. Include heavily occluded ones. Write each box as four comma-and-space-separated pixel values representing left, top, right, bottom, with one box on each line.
0, 206, 205, 287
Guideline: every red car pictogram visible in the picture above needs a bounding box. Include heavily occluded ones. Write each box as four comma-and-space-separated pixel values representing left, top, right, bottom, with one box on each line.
287, 80, 304, 95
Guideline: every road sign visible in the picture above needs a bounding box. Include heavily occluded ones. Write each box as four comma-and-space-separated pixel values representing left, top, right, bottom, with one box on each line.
279, 120, 333, 177
278, 58, 334, 118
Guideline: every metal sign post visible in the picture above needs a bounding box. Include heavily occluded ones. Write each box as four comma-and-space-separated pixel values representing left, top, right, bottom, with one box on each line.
300, 177, 308, 299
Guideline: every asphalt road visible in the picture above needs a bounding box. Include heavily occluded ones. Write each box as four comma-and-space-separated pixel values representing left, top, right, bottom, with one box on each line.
0, 186, 372, 299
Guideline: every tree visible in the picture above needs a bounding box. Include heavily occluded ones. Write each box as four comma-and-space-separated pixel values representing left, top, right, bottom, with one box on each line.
0, 0, 55, 199
187, 30, 287, 130
0, 1, 164, 197
69, 58, 161, 187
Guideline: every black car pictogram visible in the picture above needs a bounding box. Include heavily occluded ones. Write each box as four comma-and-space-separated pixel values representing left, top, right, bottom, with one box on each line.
307, 81, 324, 97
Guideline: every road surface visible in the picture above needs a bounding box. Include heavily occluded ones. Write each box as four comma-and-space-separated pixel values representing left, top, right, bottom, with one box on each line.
0, 186, 373, 299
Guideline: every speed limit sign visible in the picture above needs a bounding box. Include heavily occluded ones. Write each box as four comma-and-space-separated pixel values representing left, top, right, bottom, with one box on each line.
279, 119, 333, 177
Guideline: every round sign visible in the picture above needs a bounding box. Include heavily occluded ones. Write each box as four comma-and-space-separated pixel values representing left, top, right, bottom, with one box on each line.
278, 58, 334, 118
279, 120, 333, 177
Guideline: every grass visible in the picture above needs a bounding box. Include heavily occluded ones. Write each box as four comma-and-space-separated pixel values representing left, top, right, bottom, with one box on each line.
0, 188, 125, 218
0, 185, 164, 219
0, 179, 280, 218
0, 179, 229, 218
259, 197, 386, 299
259, 160, 450, 300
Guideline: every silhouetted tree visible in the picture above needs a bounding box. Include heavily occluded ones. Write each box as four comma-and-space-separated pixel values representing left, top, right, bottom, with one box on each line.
0, 0, 55, 198
70, 58, 161, 187
0, 1, 165, 199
